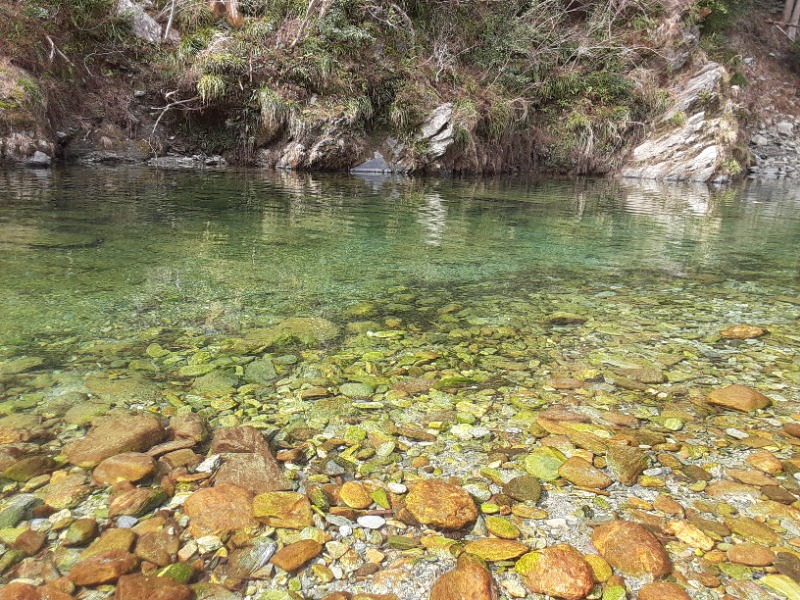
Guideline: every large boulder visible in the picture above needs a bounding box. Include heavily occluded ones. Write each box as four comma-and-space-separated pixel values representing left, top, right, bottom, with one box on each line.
0, 60, 53, 166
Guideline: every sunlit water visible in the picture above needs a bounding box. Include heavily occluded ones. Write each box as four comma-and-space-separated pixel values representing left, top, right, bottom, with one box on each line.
1, 167, 799, 379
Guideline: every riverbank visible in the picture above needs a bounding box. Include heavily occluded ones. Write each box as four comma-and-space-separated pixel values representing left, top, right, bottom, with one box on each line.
3, 0, 800, 181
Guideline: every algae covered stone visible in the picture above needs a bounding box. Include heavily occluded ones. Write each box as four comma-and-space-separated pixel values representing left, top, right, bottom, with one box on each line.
516, 545, 594, 600
524, 447, 567, 482
464, 538, 529, 561
253, 491, 313, 529
558, 457, 612, 489
405, 479, 478, 531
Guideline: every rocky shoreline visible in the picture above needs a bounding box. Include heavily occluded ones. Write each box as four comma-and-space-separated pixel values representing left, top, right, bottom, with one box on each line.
0, 278, 799, 600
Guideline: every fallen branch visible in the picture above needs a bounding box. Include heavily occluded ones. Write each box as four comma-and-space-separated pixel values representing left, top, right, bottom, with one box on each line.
46, 35, 74, 67
148, 92, 200, 155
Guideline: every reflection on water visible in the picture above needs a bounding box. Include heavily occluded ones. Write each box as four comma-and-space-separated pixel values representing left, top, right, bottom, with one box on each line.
0, 167, 799, 353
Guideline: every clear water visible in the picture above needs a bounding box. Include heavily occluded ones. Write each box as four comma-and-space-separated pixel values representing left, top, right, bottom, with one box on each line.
1, 167, 800, 379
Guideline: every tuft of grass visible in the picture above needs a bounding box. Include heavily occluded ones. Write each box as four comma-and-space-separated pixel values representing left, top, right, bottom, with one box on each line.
197, 73, 226, 103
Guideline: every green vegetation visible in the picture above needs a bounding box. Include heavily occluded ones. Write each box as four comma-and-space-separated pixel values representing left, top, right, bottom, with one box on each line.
0, 0, 760, 172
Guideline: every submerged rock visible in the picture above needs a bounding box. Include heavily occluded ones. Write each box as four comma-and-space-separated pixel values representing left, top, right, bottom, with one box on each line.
707, 384, 771, 412
591, 520, 671, 578
430, 553, 498, 600
517, 546, 594, 600
405, 479, 478, 531
65, 413, 165, 468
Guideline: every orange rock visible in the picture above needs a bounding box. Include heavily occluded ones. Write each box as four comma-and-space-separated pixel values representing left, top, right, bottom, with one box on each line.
405, 480, 478, 531
183, 483, 258, 538
68, 549, 137, 586
746, 451, 783, 475
720, 325, 764, 339
65, 414, 164, 468
339, 481, 372, 509
0, 582, 40, 600
707, 385, 770, 412
653, 494, 683, 516
270, 539, 323, 572
591, 520, 671, 578
727, 542, 775, 566
93, 452, 155, 485
558, 457, 612, 489
517, 545, 594, 600
430, 553, 498, 600
638, 581, 691, 600
115, 574, 191, 600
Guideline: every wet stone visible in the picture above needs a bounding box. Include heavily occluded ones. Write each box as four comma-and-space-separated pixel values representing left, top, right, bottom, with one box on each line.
606, 444, 648, 485
69, 549, 138, 585
638, 581, 691, 600
464, 538, 529, 561
720, 325, 765, 339
116, 573, 192, 600
727, 542, 775, 566
253, 491, 313, 529
430, 553, 497, 600
183, 483, 258, 538
65, 413, 165, 468
591, 520, 671, 578
93, 452, 156, 485
706, 384, 771, 412
270, 539, 323, 572
340, 481, 373, 509
405, 479, 478, 531
517, 545, 594, 600
82, 527, 137, 558
558, 456, 612, 489
63, 518, 99, 546
502, 475, 542, 503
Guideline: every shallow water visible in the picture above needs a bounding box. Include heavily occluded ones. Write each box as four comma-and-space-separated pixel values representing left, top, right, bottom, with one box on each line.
1, 168, 799, 356
2, 168, 800, 599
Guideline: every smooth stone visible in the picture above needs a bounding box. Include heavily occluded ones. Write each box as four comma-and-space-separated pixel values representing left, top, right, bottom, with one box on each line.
606, 444, 648, 485
253, 491, 313, 529
270, 539, 323, 572
63, 518, 99, 546
558, 457, 612, 489
502, 475, 542, 503
591, 520, 671, 578
405, 479, 478, 531
210, 426, 290, 494
340, 481, 373, 509
430, 553, 497, 600
464, 538, 529, 561
339, 382, 374, 398
3, 455, 56, 482
109, 487, 168, 517
720, 325, 765, 339
82, 528, 137, 558
65, 413, 165, 468
485, 516, 520, 539
524, 447, 567, 482
638, 581, 691, 600
724, 516, 780, 546
243, 356, 278, 383
116, 573, 192, 600
93, 452, 156, 485
727, 542, 775, 566
69, 549, 138, 585
227, 538, 277, 579
774, 551, 800, 582
183, 483, 258, 538
516, 545, 594, 600
707, 385, 771, 412
0, 494, 42, 528
357, 515, 386, 529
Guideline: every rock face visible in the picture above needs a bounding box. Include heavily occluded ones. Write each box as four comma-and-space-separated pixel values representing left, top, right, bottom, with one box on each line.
748, 114, 800, 180
430, 553, 498, 600
65, 413, 165, 468
707, 384, 771, 412
0, 59, 54, 166
591, 520, 672, 578
405, 479, 478, 530
517, 546, 594, 600
621, 62, 742, 183
115, 0, 162, 43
